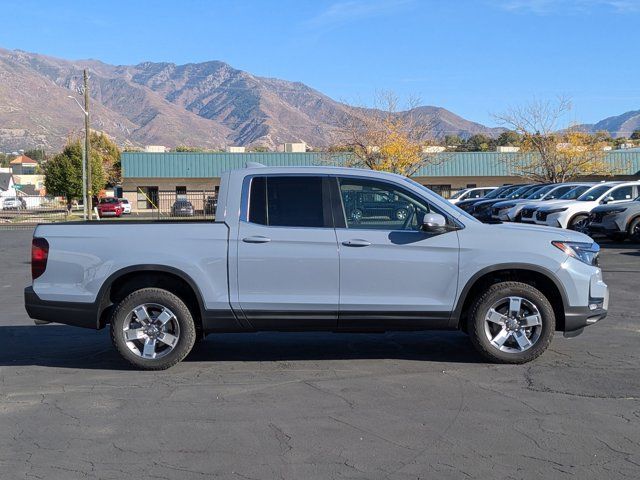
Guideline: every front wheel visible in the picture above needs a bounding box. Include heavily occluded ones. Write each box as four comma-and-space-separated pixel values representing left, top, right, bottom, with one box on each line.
110, 288, 196, 370
569, 214, 589, 233
629, 217, 640, 243
467, 281, 555, 364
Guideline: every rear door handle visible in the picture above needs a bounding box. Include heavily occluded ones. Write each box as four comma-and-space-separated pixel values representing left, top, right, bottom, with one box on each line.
342, 239, 372, 247
243, 235, 271, 244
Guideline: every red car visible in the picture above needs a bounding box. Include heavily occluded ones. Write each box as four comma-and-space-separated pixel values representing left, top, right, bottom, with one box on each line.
97, 197, 124, 218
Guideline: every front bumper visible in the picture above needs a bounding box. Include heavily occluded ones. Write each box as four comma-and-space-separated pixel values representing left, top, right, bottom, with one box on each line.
24, 286, 100, 329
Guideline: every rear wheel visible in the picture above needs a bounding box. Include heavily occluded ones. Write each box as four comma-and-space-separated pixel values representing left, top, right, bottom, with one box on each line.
395, 208, 408, 221
110, 288, 196, 370
467, 281, 555, 364
569, 214, 589, 233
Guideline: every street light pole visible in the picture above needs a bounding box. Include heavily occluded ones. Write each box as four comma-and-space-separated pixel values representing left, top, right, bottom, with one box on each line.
67, 94, 89, 220
84, 70, 92, 220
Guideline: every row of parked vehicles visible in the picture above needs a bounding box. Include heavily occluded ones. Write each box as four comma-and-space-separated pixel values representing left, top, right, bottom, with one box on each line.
450, 181, 640, 241
95, 197, 218, 218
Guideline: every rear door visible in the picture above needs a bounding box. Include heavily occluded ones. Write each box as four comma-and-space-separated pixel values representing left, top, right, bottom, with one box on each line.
333, 176, 460, 330
236, 175, 339, 329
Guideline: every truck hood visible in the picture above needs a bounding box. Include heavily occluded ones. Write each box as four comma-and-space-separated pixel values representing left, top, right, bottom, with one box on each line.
490, 221, 593, 243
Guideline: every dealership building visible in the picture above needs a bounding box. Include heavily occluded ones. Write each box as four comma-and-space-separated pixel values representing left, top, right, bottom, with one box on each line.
120, 150, 640, 212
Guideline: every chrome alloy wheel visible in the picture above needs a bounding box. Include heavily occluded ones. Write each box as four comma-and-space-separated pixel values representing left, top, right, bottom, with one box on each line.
123, 303, 181, 359
483, 296, 542, 353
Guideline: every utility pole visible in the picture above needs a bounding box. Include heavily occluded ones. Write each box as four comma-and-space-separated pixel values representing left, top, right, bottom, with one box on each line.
84, 69, 92, 220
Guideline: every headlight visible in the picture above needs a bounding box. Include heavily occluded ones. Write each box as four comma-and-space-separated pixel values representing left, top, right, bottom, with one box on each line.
552, 241, 600, 266
544, 207, 568, 215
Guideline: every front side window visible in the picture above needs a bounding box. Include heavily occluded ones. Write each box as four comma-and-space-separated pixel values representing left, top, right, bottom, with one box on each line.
338, 177, 441, 231
247, 176, 328, 228
609, 186, 634, 201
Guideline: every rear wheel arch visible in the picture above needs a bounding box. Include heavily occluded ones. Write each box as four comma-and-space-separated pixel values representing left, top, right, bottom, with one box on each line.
455, 266, 567, 333
97, 266, 205, 336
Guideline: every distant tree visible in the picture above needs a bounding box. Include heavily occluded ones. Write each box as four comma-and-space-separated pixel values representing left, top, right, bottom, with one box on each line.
0, 153, 10, 168
497, 130, 522, 146
465, 134, 495, 152
592, 130, 612, 143
614, 137, 629, 149
174, 145, 204, 152
444, 135, 463, 147
45, 140, 105, 202
249, 146, 270, 152
23, 148, 48, 163
333, 91, 445, 176
90, 132, 121, 186
495, 98, 617, 183
630, 130, 640, 141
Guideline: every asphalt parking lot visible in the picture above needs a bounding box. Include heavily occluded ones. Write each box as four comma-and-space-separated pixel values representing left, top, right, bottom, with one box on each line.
1, 228, 639, 480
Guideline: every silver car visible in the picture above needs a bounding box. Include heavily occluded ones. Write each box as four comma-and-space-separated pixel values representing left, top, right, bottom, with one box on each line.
588, 195, 640, 242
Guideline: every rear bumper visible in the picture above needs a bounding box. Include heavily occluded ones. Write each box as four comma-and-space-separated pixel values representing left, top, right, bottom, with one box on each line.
24, 286, 100, 329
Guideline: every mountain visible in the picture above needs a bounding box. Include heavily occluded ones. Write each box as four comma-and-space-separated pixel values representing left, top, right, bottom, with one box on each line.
0, 48, 503, 151
579, 110, 640, 138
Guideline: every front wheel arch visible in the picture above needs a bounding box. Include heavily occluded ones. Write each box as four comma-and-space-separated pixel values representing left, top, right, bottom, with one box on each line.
455, 267, 566, 333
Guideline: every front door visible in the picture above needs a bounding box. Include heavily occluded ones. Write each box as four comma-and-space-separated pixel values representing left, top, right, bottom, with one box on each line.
334, 176, 460, 330
237, 175, 339, 330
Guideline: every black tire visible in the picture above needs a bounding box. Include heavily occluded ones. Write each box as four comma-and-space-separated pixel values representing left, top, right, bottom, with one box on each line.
568, 214, 589, 233
467, 281, 555, 364
629, 217, 640, 243
110, 288, 196, 370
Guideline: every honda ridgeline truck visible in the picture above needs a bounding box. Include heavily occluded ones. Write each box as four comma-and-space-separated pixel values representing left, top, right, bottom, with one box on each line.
25, 166, 609, 370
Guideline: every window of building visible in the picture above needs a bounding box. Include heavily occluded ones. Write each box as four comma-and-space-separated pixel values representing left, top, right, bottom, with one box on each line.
248, 176, 328, 228
137, 186, 159, 210
466, 183, 477, 188
176, 186, 187, 200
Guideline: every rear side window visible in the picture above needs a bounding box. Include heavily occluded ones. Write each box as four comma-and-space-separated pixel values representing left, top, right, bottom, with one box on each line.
248, 176, 329, 228
609, 186, 634, 201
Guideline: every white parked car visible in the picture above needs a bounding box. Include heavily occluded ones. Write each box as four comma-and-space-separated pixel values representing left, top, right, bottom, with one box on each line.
519, 184, 594, 224
2, 196, 26, 210
120, 198, 132, 214
534, 181, 640, 232
448, 187, 497, 205
492, 183, 593, 222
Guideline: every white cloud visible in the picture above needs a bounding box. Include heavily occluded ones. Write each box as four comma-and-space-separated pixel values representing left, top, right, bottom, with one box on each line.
305, 0, 415, 28
490, 0, 640, 14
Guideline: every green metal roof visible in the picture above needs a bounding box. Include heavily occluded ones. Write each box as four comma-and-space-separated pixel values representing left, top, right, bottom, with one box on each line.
122, 150, 640, 178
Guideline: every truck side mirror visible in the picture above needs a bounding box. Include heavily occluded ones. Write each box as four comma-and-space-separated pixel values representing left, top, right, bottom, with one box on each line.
422, 213, 447, 232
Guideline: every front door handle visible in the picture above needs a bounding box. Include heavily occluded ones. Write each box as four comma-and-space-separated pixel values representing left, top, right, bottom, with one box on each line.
342, 239, 372, 247
243, 235, 271, 244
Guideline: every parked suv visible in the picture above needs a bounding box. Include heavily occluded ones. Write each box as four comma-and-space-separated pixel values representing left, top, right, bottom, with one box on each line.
343, 188, 413, 222
520, 184, 594, 224
171, 200, 195, 217
97, 197, 124, 218
449, 187, 497, 205
493, 183, 591, 223
470, 184, 539, 222
535, 181, 640, 232
588, 194, 640, 242
456, 185, 519, 213
2, 196, 26, 210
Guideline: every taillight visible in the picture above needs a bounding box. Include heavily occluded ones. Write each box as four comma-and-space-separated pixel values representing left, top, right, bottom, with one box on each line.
32, 237, 49, 280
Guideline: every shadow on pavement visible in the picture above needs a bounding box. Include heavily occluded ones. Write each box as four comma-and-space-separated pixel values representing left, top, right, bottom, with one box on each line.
0, 325, 482, 370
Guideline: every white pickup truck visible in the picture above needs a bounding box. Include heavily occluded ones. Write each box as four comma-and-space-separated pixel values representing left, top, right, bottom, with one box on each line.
25, 165, 608, 369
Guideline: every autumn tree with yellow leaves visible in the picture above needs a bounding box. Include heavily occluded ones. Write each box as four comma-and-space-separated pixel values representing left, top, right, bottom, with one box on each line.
332, 92, 444, 176
495, 98, 619, 183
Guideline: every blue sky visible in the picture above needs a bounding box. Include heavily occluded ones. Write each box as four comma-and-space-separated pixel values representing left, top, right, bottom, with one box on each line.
1, 0, 639, 127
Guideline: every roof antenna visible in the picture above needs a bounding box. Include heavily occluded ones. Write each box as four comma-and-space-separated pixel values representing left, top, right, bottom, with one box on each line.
245, 162, 265, 168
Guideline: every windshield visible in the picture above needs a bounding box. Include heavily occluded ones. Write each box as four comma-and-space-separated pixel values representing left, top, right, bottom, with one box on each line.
450, 189, 468, 199
506, 185, 535, 199
524, 184, 554, 200
559, 185, 590, 200
577, 185, 612, 201
482, 187, 507, 199
497, 185, 523, 198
